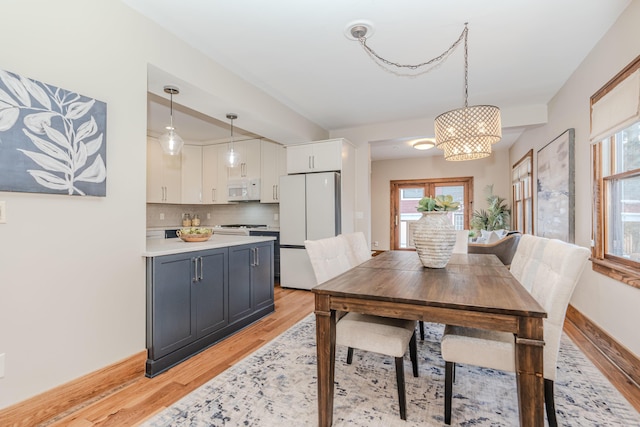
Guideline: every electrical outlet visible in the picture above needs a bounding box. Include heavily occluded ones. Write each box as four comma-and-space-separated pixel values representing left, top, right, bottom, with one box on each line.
374, 241, 379, 247
0, 353, 5, 378
0, 201, 6, 224
159, 213, 165, 220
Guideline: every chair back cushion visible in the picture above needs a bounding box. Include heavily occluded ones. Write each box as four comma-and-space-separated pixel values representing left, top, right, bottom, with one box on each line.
304, 236, 352, 284
510, 234, 590, 379
452, 230, 469, 254
342, 232, 372, 267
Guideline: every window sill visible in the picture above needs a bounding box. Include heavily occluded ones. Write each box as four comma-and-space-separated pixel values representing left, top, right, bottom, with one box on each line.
591, 258, 640, 289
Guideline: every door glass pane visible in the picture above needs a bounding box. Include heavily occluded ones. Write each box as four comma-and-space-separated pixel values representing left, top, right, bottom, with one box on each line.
399, 187, 424, 248
434, 185, 464, 230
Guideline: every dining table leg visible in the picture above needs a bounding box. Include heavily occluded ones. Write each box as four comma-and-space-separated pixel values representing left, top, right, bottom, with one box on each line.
515, 317, 545, 426
315, 294, 336, 427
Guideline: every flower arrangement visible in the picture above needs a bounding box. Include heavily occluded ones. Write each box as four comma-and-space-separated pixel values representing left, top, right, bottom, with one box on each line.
416, 195, 460, 212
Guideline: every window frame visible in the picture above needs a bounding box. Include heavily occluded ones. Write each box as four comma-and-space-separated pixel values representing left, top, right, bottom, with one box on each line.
511, 150, 534, 235
590, 56, 640, 289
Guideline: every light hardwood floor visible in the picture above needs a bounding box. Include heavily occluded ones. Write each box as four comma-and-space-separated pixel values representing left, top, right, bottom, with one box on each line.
32, 285, 640, 425
45, 285, 315, 427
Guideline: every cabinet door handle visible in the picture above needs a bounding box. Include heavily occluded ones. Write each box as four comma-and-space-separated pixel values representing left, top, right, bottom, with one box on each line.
212, 188, 215, 202
312, 155, 315, 169
198, 257, 204, 281
308, 156, 312, 170
192, 258, 198, 282
251, 247, 260, 267
272, 184, 276, 200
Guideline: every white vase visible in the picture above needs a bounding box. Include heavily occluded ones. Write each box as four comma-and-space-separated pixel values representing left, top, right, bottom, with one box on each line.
412, 211, 456, 268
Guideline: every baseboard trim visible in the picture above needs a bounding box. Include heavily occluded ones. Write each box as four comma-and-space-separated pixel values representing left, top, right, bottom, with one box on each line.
566, 305, 640, 389
0, 350, 146, 427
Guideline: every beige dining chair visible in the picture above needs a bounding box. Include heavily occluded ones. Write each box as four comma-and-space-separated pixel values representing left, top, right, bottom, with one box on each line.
440, 234, 590, 426
305, 235, 419, 420
341, 231, 372, 267
467, 232, 521, 267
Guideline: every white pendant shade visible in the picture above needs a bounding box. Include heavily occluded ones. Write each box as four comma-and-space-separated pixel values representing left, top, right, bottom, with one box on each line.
434, 105, 501, 161
159, 127, 184, 156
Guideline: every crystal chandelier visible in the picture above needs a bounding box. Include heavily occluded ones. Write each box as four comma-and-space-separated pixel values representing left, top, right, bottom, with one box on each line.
348, 22, 501, 161
158, 85, 184, 156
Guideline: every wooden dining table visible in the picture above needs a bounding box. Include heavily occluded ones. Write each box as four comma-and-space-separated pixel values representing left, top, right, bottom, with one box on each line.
312, 250, 547, 426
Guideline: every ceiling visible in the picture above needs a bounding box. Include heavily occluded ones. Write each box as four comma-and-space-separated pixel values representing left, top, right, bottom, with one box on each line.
127, 0, 630, 160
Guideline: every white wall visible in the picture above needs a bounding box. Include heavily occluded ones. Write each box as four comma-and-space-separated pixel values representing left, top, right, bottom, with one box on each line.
370, 150, 510, 250
509, 1, 640, 356
0, 0, 323, 409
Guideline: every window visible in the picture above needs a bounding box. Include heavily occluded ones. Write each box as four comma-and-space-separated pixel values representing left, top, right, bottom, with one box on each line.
512, 150, 533, 235
591, 56, 640, 288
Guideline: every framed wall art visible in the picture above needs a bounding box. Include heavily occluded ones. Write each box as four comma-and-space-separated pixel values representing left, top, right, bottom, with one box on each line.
536, 128, 575, 242
0, 69, 107, 196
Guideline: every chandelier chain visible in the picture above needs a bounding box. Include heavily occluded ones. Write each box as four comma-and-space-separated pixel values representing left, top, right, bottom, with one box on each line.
463, 24, 468, 108
358, 23, 468, 71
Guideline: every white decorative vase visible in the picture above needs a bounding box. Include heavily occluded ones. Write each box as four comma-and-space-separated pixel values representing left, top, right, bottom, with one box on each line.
412, 211, 456, 268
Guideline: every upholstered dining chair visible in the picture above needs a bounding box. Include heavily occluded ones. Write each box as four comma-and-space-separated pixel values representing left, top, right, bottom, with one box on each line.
341, 231, 372, 267
440, 234, 590, 426
467, 232, 521, 267
305, 235, 419, 420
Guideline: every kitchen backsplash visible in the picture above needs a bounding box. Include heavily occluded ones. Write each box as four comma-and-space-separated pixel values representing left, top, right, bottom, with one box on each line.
147, 203, 280, 228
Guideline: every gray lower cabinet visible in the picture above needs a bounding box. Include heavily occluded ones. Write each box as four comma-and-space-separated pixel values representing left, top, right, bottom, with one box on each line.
249, 230, 280, 278
146, 242, 274, 377
229, 241, 275, 324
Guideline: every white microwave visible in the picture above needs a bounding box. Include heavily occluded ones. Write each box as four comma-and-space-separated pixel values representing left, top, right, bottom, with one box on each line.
227, 178, 261, 201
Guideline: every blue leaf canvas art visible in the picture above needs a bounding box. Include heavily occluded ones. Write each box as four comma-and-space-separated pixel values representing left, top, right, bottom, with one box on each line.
0, 69, 107, 196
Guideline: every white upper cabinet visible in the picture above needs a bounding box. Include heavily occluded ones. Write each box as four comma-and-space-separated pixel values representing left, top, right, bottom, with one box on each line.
260, 141, 286, 203
202, 144, 229, 204
227, 139, 261, 180
286, 139, 342, 174
181, 145, 203, 204
147, 137, 182, 203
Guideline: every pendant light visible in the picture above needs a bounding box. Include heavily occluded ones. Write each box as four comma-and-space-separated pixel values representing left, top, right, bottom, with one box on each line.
226, 113, 241, 168
347, 22, 501, 161
158, 85, 184, 156
433, 24, 501, 161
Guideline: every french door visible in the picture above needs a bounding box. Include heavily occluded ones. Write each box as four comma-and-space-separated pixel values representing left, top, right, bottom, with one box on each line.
390, 177, 473, 250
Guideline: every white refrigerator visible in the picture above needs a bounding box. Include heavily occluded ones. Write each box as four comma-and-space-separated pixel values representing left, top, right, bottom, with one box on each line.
279, 172, 341, 289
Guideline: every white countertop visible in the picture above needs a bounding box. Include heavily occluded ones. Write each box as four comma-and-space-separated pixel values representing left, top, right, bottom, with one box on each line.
146, 226, 280, 232
144, 235, 276, 257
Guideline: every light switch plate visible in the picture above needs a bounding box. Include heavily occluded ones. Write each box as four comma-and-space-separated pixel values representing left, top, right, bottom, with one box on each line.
0, 201, 6, 224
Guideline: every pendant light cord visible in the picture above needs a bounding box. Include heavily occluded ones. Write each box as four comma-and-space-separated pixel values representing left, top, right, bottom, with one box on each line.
357, 23, 468, 72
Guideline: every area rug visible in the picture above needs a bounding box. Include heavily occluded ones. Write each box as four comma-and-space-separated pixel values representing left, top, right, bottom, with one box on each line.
141, 315, 640, 426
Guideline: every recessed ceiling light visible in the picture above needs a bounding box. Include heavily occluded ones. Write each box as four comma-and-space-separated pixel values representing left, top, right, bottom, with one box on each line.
412, 138, 436, 150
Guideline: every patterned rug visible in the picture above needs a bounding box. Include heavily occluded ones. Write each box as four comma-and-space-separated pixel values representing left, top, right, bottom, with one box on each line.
142, 315, 640, 426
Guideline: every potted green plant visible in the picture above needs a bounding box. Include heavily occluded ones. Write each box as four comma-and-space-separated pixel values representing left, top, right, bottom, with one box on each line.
470, 185, 511, 232
413, 195, 460, 268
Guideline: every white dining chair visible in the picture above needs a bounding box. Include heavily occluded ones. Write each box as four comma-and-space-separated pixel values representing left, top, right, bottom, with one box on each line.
341, 231, 372, 267
305, 235, 419, 420
440, 234, 590, 426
